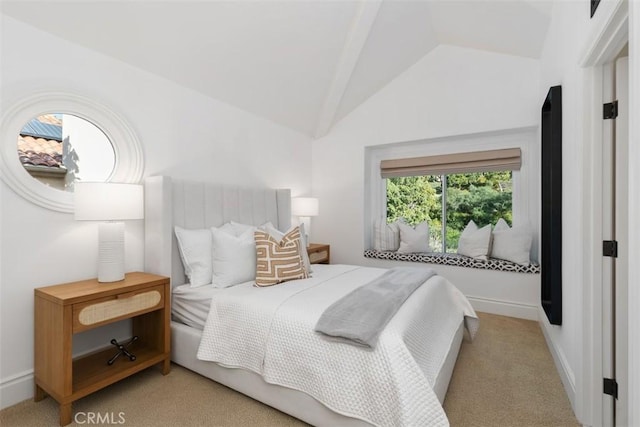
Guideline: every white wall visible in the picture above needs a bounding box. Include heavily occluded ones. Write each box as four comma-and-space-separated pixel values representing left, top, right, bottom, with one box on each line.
536, 1, 632, 425
0, 15, 311, 409
536, 1, 589, 417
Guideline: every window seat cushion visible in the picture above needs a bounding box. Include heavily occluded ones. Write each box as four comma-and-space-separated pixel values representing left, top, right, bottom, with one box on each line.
364, 249, 540, 274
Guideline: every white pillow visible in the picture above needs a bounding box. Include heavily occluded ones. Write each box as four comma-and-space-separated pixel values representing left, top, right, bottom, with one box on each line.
174, 226, 213, 287
262, 222, 311, 275
491, 218, 532, 266
457, 220, 492, 261
227, 221, 256, 237
211, 227, 257, 288
373, 218, 400, 251
397, 220, 430, 253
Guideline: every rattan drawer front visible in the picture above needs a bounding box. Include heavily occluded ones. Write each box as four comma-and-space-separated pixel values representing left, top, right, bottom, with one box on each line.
73, 285, 164, 332
309, 249, 329, 264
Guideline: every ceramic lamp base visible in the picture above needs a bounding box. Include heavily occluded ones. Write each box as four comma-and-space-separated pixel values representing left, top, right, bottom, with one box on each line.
98, 222, 125, 282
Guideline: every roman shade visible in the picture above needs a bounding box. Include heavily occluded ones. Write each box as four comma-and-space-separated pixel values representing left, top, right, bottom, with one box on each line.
380, 148, 521, 178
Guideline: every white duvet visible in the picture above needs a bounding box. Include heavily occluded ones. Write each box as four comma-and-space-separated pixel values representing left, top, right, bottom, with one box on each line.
197, 264, 478, 426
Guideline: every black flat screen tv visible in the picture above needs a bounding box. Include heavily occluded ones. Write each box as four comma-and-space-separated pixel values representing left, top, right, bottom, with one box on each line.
541, 85, 562, 325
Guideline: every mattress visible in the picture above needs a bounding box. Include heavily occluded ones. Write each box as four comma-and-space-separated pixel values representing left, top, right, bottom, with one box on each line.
170, 264, 327, 329
172, 283, 218, 329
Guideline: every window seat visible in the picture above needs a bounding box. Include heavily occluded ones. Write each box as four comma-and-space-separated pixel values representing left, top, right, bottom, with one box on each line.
363, 249, 540, 274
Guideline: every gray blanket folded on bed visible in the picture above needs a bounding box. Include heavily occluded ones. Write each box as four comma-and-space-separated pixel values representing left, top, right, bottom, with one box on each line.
314, 267, 437, 348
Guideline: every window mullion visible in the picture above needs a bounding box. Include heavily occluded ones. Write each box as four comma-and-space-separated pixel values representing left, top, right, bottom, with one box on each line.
441, 174, 447, 253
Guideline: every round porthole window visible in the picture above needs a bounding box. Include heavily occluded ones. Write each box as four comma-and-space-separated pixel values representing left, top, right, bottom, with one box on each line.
0, 92, 144, 212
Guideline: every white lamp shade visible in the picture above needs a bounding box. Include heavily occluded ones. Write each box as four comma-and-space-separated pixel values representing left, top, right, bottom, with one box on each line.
75, 183, 144, 220
291, 197, 319, 217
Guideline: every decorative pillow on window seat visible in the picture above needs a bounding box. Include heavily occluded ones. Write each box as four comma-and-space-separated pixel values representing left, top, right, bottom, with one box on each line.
491, 218, 532, 266
254, 226, 309, 287
373, 218, 400, 251
457, 220, 492, 261
397, 220, 431, 253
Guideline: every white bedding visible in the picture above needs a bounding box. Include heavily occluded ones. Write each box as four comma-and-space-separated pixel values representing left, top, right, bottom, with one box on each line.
172, 283, 218, 329
197, 264, 478, 426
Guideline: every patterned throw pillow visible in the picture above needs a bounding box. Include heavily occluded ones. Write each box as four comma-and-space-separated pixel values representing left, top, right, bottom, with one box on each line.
254, 227, 308, 287
261, 222, 312, 276
373, 218, 400, 251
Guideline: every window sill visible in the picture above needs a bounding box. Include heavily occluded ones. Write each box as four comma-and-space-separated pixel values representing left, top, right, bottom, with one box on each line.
364, 249, 540, 274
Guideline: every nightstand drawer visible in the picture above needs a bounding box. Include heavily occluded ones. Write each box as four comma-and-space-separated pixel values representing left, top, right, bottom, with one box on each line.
309, 249, 329, 264
307, 243, 330, 264
72, 285, 164, 332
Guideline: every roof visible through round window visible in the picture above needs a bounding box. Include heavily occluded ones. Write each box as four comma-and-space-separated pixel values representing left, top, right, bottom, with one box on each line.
16, 113, 115, 191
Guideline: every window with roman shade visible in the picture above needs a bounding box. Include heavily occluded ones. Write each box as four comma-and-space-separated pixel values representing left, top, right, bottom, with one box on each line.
381, 148, 522, 253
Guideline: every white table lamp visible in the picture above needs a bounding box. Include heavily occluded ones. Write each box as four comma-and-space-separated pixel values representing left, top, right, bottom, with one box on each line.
291, 197, 319, 245
75, 183, 144, 282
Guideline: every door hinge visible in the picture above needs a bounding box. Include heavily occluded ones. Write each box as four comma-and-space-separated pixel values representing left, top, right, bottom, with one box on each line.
603, 101, 618, 119
603, 378, 618, 399
603, 240, 618, 258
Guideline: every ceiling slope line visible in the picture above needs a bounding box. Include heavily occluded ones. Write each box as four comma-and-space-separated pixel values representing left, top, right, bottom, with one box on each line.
313, 0, 382, 139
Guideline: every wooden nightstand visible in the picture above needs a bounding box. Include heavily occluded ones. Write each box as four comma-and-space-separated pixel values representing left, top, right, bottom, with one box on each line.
307, 243, 330, 264
34, 272, 171, 426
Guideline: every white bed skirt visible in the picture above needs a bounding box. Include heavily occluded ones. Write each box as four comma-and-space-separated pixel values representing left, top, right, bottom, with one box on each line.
170, 320, 464, 426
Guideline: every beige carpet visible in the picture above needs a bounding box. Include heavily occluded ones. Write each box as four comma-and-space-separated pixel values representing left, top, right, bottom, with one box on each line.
443, 313, 578, 426
1, 312, 578, 427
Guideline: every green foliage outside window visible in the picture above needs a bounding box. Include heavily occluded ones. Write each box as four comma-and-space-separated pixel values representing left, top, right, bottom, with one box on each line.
386, 172, 512, 252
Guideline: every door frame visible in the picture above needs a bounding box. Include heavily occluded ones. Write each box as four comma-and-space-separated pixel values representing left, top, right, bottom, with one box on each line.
580, 2, 630, 425
613, 54, 629, 427
627, 2, 640, 426
600, 59, 615, 427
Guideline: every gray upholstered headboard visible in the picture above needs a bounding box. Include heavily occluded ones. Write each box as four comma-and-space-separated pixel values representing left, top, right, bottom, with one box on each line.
143, 176, 291, 287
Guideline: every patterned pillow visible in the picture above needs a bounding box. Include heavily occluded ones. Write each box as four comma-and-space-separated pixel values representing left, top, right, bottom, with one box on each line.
373, 218, 400, 251
254, 227, 309, 287
260, 222, 312, 276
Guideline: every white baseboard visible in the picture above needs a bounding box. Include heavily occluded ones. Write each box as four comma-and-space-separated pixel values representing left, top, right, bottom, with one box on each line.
466, 295, 539, 320
0, 369, 33, 410
538, 306, 577, 412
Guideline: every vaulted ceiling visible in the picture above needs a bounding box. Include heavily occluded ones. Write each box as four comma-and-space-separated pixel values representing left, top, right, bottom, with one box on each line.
2, 1, 552, 138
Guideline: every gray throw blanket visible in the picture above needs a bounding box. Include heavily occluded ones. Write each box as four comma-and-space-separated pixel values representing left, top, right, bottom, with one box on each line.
314, 267, 437, 348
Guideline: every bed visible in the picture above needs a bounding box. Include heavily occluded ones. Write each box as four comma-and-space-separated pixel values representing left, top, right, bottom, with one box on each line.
144, 176, 477, 426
